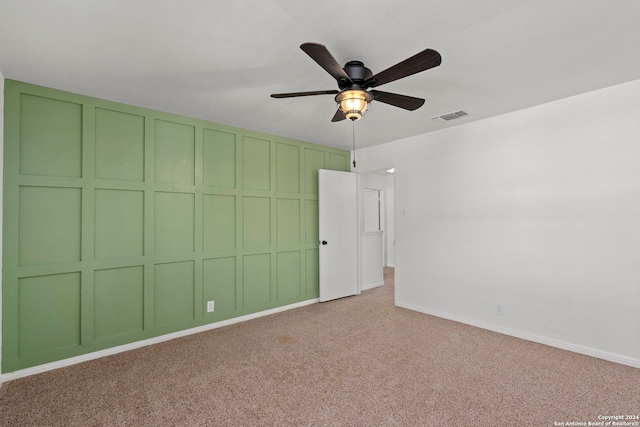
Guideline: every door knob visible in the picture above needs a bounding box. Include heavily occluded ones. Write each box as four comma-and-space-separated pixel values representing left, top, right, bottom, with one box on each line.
321, 240, 328, 245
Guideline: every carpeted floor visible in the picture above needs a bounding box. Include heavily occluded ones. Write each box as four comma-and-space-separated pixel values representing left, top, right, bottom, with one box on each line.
0, 267, 638, 426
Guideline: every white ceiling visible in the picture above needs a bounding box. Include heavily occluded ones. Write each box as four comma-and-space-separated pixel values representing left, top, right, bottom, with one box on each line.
1, 0, 639, 150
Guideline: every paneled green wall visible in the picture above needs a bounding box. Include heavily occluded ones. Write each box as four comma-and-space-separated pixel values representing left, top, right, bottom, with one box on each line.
2, 80, 350, 372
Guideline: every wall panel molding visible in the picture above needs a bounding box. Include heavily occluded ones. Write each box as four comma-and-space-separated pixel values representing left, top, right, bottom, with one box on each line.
2, 80, 350, 373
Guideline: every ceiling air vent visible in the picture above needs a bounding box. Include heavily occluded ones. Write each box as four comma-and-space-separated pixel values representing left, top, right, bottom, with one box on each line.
432, 110, 469, 123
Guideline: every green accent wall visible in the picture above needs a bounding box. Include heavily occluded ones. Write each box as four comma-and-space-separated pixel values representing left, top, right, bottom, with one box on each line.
2, 80, 350, 373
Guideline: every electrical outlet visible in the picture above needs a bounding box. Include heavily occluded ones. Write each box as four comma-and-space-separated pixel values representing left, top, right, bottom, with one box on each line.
206, 300, 215, 313
495, 304, 504, 316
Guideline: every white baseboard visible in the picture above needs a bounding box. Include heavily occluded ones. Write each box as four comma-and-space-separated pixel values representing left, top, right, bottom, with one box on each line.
396, 301, 640, 369
362, 280, 385, 291
1, 298, 319, 383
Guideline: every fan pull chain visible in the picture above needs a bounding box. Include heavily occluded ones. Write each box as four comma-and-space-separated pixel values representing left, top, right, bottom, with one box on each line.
352, 119, 356, 169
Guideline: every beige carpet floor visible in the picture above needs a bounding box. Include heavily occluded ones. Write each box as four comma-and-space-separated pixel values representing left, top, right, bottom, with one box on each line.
1, 268, 638, 426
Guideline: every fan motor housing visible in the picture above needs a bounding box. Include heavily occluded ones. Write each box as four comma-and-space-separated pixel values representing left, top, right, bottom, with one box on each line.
341, 61, 373, 89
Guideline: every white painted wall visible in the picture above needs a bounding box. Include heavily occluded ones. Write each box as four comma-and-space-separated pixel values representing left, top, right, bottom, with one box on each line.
360, 232, 384, 290
384, 178, 395, 267
356, 79, 640, 367
0, 70, 4, 386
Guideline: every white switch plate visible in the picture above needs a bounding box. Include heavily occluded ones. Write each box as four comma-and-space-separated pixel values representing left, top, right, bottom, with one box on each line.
206, 300, 215, 313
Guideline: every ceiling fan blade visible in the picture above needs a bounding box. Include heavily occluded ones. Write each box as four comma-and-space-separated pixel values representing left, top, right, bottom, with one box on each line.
366, 49, 441, 88
331, 109, 347, 122
271, 90, 339, 98
300, 42, 353, 84
370, 90, 425, 111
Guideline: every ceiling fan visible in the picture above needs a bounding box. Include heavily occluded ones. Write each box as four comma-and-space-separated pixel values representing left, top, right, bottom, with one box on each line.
271, 42, 442, 122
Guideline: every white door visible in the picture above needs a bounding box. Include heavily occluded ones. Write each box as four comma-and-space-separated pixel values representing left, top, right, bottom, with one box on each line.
318, 169, 358, 302
363, 188, 381, 232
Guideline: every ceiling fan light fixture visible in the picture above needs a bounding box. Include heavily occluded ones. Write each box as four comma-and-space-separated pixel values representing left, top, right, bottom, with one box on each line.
271, 43, 441, 123
336, 89, 373, 121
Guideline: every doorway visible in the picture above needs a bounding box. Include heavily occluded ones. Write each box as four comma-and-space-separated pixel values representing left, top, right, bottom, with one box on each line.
357, 168, 396, 292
